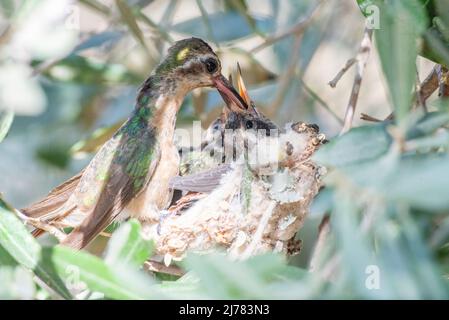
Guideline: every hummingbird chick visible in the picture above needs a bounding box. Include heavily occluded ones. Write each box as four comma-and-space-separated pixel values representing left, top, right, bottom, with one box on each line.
169, 66, 281, 204
21, 38, 247, 249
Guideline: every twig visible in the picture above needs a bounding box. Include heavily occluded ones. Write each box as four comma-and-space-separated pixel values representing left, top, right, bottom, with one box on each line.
328, 58, 357, 88
143, 260, 185, 277
360, 113, 383, 122
340, 27, 373, 135
249, 2, 322, 53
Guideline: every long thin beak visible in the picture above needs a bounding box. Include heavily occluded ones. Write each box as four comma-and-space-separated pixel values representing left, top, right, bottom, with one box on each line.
213, 74, 248, 111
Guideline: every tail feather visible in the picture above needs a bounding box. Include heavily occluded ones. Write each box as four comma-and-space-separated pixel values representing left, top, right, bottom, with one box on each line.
31, 228, 45, 238
21, 171, 82, 219
22, 171, 83, 238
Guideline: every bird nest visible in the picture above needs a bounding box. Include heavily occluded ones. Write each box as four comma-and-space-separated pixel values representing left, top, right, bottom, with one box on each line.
142, 122, 326, 264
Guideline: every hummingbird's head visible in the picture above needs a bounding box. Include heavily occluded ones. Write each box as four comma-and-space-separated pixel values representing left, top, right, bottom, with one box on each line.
155, 38, 247, 110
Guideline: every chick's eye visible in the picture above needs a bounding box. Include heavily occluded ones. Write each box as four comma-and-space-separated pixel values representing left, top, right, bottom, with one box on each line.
204, 58, 218, 73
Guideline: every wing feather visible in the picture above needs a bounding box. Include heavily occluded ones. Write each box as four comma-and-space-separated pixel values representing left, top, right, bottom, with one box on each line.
61, 129, 160, 249
21, 170, 83, 219
169, 164, 231, 193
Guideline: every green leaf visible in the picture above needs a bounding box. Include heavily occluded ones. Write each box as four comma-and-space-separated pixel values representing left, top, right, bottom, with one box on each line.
158, 273, 205, 299
115, 0, 151, 56
356, 0, 376, 17
0, 266, 36, 299
406, 111, 449, 139
71, 31, 124, 54
0, 110, 14, 143
104, 219, 153, 267
0, 0, 15, 17
421, 0, 449, 66
70, 120, 125, 156
44, 245, 150, 300
0, 246, 17, 267
182, 253, 288, 299
406, 130, 449, 151
310, 188, 334, 218
171, 12, 273, 43
330, 189, 388, 298
312, 124, 392, 167
0, 198, 72, 299
386, 154, 449, 210
375, 0, 427, 123
424, 26, 449, 67
46, 55, 138, 84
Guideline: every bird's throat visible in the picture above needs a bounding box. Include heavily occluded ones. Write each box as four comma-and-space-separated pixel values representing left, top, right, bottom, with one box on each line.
152, 94, 183, 143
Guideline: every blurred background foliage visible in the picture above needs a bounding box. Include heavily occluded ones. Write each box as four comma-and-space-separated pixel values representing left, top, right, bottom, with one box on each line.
0, 0, 449, 299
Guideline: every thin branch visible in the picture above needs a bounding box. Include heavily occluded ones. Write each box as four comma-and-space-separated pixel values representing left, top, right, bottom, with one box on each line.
340, 27, 373, 135
360, 113, 383, 122
249, 1, 322, 53
144, 260, 185, 277
328, 58, 357, 88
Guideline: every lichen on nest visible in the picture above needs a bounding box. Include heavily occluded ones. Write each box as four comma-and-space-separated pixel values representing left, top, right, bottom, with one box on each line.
143, 122, 327, 264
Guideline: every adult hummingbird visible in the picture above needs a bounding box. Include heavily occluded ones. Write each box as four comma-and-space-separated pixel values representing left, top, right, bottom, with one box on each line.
21, 38, 247, 249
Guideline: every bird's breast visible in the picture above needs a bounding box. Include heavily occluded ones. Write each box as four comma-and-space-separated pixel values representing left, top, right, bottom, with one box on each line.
126, 102, 181, 221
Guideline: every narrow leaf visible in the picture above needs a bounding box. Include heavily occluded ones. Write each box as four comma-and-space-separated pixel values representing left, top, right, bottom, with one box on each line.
0, 198, 72, 299
0, 110, 14, 143
312, 124, 392, 167
104, 219, 153, 267
45, 246, 148, 300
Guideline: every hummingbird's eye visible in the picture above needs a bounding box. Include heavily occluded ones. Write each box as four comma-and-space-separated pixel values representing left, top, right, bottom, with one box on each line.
245, 120, 253, 129
204, 58, 218, 74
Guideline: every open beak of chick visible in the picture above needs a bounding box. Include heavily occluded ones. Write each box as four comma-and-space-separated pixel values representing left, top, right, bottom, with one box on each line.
213, 73, 248, 112
236, 63, 259, 116
215, 63, 259, 115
